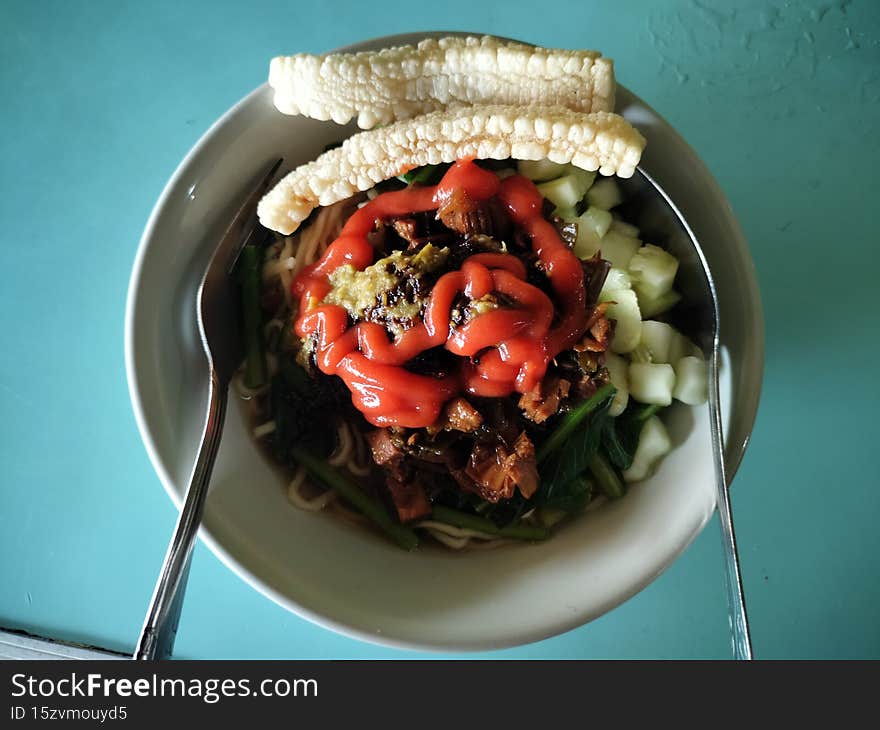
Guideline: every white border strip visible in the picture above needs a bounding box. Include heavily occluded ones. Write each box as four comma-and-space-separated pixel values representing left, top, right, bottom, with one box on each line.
0, 630, 125, 660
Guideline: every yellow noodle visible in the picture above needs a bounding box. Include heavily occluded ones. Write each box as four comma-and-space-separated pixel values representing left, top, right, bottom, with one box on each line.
327, 421, 353, 467
416, 520, 498, 541
585, 495, 607, 512
468, 537, 513, 551
252, 420, 277, 439
345, 456, 373, 478
233, 371, 269, 400
263, 318, 286, 338
329, 498, 368, 525
287, 465, 336, 511
425, 530, 470, 550
338, 420, 373, 477
265, 352, 278, 377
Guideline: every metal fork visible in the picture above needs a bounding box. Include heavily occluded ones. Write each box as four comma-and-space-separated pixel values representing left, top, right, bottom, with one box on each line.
134, 159, 282, 661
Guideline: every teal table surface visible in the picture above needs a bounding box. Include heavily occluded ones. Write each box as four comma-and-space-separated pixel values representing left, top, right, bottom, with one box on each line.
1, 0, 878, 659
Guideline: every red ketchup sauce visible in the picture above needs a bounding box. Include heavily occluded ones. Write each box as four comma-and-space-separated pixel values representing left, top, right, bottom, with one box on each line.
292, 160, 588, 428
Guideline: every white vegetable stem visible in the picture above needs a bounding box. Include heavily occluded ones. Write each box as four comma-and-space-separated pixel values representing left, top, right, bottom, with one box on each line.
602, 289, 642, 353
604, 352, 630, 417
600, 267, 632, 295
610, 218, 639, 238
598, 229, 640, 269
536, 173, 592, 211
629, 243, 679, 300
579, 206, 613, 238
586, 177, 622, 209
517, 159, 569, 182
623, 416, 671, 482
637, 288, 681, 317
639, 321, 676, 363
668, 330, 703, 363
628, 362, 675, 405
673, 356, 709, 405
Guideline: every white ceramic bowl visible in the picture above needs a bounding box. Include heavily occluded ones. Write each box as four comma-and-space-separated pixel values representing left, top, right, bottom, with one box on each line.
125, 33, 763, 651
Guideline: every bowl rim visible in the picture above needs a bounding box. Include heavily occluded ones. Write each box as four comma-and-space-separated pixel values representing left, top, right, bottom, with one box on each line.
124, 32, 764, 652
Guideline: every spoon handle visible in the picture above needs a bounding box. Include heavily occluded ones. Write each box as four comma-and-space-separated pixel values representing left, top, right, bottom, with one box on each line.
709, 345, 753, 660
134, 373, 227, 660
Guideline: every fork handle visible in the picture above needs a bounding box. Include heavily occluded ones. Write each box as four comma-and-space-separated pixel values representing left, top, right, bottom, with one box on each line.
708, 345, 753, 660
134, 373, 227, 660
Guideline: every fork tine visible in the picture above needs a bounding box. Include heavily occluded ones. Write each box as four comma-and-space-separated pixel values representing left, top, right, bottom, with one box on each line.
224, 158, 284, 275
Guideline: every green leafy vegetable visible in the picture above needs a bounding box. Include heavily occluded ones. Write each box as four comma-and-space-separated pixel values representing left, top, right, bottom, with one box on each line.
537, 397, 611, 504
602, 402, 666, 471
430, 506, 549, 541
278, 356, 313, 393
432, 487, 530, 528
532, 384, 618, 513
397, 163, 450, 185
292, 447, 419, 551
536, 383, 616, 464
602, 414, 638, 471
239, 244, 267, 389
266, 324, 283, 353
270, 357, 348, 461
539, 475, 595, 513
588, 452, 625, 499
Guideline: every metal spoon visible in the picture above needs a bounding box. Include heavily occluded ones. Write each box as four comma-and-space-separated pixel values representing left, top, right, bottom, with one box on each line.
630, 168, 753, 660
134, 159, 282, 661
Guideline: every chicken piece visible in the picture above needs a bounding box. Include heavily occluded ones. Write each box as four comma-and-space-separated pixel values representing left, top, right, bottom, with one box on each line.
257, 105, 646, 234
391, 217, 419, 242
581, 255, 611, 306
269, 35, 615, 128
574, 303, 613, 353
365, 428, 405, 467
508, 432, 539, 499
463, 432, 539, 503
385, 476, 432, 523
435, 188, 511, 238
427, 397, 484, 435
518, 375, 572, 424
